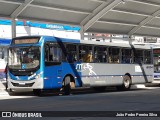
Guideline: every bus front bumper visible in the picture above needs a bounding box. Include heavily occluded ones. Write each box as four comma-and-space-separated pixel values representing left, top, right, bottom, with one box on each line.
7, 78, 43, 91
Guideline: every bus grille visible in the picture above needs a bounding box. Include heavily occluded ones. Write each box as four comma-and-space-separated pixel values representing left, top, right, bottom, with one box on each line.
10, 71, 33, 76
11, 82, 35, 87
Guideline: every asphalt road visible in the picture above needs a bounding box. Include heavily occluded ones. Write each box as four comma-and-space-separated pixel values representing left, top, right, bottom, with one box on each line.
0, 87, 160, 120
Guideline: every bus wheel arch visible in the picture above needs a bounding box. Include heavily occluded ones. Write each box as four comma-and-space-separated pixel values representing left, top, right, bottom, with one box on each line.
63, 74, 75, 88
117, 73, 132, 91
62, 74, 75, 95
125, 73, 132, 84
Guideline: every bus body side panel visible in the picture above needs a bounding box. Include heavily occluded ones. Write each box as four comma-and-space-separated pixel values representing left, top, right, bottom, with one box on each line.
43, 62, 82, 89
81, 63, 123, 87
62, 62, 82, 87
131, 64, 153, 84
81, 63, 153, 87
43, 64, 62, 89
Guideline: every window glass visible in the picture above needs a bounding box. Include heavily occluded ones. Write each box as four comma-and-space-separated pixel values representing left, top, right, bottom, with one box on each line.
122, 49, 132, 63
144, 50, 151, 64
94, 46, 107, 62
134, 50, 143, 63
8, 46, 40, 69
79, 45, 93, 62
108, 47, 120, 63
45, 43, 62, 64
153, 49, 160, 72
66, 44, 77, 63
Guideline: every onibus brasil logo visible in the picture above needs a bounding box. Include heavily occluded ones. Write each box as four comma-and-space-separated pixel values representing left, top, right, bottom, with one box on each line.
76, 63, 99, 79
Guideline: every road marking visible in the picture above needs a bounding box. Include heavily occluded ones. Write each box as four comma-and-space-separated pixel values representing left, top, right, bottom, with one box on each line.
0, 96, 34, 100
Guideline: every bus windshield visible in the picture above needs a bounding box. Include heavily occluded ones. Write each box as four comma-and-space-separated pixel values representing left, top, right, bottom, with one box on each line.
8, 46, 40, 69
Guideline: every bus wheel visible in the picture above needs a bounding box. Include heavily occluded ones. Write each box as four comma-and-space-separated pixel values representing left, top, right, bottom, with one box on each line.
63, 76, 71, 95
93, 86, 106, 92
33, 89, 42, 96
117, 75, 131, 91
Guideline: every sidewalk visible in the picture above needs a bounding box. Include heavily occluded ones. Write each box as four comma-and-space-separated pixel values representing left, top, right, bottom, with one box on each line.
0, 79, 9, 96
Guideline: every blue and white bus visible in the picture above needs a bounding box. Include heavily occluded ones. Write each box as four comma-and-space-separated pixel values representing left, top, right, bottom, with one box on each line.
7, 36, 153, 95
0, 38, 11, 80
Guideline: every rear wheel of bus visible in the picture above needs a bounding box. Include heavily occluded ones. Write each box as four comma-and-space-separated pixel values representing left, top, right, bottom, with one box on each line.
116, 75, 131, 91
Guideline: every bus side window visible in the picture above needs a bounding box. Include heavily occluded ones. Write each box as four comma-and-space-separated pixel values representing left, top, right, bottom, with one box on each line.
94, 46, 107, 63
109, 47, 120, 63
144, 50, 151, 64
79, 45, 93, 63
66, 44, 77, 63
134, 50, 143, 64
45, 43, 62, 66
45, 45, 50, 62
52, 47, 62, 62
122, 49, 132, 63
83, 50, 93, 62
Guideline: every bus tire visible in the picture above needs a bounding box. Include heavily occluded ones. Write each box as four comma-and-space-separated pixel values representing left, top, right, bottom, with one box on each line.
33, 89, 42, 96
93, 86, 106, 92
117, 75, 131, 91
63, 76, 71, 95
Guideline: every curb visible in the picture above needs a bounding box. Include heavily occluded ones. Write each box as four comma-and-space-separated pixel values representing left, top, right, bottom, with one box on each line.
0, 89, 9, 96
145, 83, 160, 87
131, 84, 160, 89
131, 84, 146, 89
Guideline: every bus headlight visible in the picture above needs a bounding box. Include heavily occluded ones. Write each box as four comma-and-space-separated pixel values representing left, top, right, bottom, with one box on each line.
35, 74, 41, 79
35, 72, 43, 79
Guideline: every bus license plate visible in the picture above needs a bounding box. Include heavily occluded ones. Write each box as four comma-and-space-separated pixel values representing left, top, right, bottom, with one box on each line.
19, 83, 25, 85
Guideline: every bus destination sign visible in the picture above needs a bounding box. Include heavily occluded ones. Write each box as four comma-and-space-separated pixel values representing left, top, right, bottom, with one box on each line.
13, 38, 39, 44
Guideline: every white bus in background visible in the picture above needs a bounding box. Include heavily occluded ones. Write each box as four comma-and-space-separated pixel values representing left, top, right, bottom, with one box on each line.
133, 43, 160, 83
0, 38, 11, 80
153, 46, 160, 83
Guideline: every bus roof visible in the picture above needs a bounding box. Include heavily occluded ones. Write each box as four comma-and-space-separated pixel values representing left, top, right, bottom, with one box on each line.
80, 40, 152, 50
12, 35, 81, 44
12, 35, 151, 49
